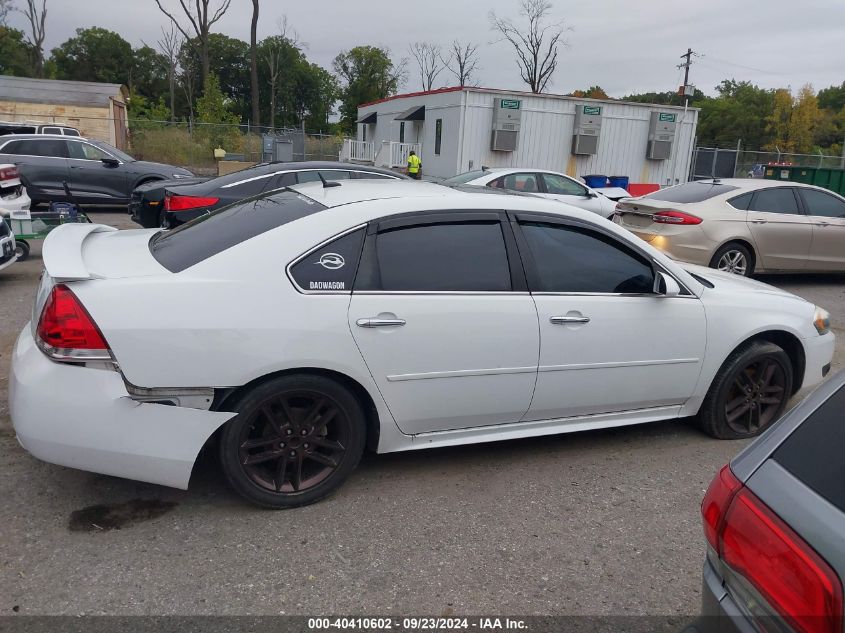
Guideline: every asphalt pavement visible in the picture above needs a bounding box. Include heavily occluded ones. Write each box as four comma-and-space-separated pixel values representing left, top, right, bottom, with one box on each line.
1, 210, 843, 616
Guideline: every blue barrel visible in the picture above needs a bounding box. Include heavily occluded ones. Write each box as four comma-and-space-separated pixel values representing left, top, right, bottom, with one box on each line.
583, 174, 608, 189
607, 176, 629, 190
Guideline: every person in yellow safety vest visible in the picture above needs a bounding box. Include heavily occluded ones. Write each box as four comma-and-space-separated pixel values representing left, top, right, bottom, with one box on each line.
406, 151, 422, 179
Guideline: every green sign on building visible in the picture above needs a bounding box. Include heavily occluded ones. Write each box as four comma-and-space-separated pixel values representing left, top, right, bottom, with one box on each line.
658, 113, 676, 123
582, 105, 602, 116
500, 99, 521, 109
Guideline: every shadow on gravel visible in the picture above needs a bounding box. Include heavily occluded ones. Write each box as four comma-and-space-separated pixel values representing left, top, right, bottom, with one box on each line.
68, 498, 178, 532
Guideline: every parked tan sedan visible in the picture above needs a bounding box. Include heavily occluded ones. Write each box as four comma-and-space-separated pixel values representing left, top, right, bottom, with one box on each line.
614, 178, 845, 276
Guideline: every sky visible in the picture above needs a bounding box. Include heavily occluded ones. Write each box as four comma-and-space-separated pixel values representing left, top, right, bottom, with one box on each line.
7, 0, 845, 98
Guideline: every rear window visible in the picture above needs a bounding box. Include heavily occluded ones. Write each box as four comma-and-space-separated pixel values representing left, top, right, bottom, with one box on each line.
443, 170, 488, 185
150, 190, 325, 272
773, 384, 845, 513
643, 181, 739, 203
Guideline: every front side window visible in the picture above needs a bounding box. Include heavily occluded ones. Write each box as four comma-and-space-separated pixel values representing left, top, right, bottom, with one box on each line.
519, 221, 654, 294
799, 188, 845, 218
67, 141, 111, 161
489, 173, 540, 193
289, 228, 365, 293
749, 188, 800, 215
358, 222, 511, 292
541, 173, 587, 196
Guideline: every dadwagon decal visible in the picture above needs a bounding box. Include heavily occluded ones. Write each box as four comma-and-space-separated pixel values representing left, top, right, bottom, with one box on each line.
289, 229, 365, 293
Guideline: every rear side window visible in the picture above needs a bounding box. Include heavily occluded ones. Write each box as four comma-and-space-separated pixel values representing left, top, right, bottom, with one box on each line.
749, 188, 800, 215
728, 192, 753, 210
150, 190, 325, 273
289, 228, 365, 293
519, 222, 654, 294
1, 139, 68, 157
357, 222, 511, 292
773, 385, 845, 513
644, 182, 739, 203
63, 128, 80, 137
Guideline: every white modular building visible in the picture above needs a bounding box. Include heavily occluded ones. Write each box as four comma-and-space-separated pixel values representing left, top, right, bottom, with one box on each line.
341, 86, 699, 186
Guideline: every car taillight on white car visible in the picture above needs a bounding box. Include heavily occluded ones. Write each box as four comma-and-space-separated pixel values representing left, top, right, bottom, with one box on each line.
164, 193, 219, 212
35, 284, 113, 362
651, 210, 702, 225
702, 465, 843, 633
0, 165, 20, 182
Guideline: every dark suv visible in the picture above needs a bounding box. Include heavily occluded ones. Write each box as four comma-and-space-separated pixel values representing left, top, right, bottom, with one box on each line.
0, 134, 193, 206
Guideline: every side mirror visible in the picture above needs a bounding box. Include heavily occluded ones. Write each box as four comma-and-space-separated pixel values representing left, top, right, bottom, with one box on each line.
101, 157, 120, 167
586, 191, 598, 198
654, 271, 681, 297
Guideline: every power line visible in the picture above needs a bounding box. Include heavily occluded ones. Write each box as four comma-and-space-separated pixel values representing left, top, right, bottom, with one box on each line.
698, 54, 780, 76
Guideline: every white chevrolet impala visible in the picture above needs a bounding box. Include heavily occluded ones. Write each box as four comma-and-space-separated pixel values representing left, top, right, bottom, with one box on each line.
10, 180, 835, 508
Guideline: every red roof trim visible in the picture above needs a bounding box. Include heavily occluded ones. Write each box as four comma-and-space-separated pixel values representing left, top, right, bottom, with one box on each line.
358, 86, 465, 108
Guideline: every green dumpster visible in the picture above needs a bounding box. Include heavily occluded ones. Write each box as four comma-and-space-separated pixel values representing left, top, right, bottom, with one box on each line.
810, 168, 845, 197
763, 165, 817, 184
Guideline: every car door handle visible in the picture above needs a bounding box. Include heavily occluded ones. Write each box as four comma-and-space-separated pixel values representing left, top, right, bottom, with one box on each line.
816, 222, 830, 227
550, 316, 590, 325
750, 219, 767, 224
356, 318, 406, 328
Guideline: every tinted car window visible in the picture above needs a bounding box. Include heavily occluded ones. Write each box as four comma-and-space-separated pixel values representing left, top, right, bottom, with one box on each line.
263, 171, 297, 192
749, 188, 800, 215
289, 228, 365, 292
2, 139, 68, 157
799, 188, 845, 218
542, 173, 587, 196
219, 174, 275, 197
643, 182, 739, 203
442, 170, 488, 185
360, 222, 511, 292
519, 222, 654, 293
67, 141, 110, 161
42, 127, 61, 134
728, 192, 753, 210
63, 129, 80, 137
773, 384, 845, 513
489, 173, 540, 193
150, 190, 325, 273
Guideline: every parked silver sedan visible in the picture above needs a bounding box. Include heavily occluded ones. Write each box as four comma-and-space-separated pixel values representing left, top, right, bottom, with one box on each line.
614, 179, 845, 276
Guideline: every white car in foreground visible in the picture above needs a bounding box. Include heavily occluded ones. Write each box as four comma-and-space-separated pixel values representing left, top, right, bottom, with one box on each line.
444, 167, 617, 218
10, 180, 835, 508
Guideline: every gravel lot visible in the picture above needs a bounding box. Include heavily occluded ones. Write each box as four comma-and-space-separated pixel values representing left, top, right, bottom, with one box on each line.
1, 210, 843, 616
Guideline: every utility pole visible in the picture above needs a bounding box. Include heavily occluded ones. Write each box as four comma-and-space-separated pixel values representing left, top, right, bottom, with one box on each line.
678, 48, 696, 107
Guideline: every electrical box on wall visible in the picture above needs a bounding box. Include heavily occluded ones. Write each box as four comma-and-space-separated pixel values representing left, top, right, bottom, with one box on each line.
647, 111, 677, 160
572, 104, 602, 155
491, 97, 521, 151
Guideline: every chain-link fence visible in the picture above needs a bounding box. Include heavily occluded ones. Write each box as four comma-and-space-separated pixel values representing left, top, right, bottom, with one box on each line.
0, 110, 346, 175
692, 146, 845, 180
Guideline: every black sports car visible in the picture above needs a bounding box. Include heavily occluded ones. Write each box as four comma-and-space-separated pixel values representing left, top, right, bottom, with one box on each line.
130, 161, 407, 229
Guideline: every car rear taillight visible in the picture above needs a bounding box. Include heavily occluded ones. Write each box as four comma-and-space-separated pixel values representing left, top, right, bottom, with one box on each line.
35, 284, 112, 362
702, 465, 843, 633
0, 165, 20, 181
652, 210, 702, 225
164, 193, 219, 212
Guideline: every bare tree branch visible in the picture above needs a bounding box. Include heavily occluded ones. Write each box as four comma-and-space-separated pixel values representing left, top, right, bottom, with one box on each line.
409, 42, 444, 91
157, 25, 182, 122
441, 40, 480, 86
20, 0, 47, 77
489, 0, 571, 93
152, 0, 232, 89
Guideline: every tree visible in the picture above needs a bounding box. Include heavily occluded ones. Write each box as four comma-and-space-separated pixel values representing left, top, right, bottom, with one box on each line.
157, 25, 181, 122
0, 26, 34, 76
153, 0, 232, 90
818, 82, 845, 112
489, 0, 569, 93
51, 27, 133, 84
249, 0, 259, 127
0, 0, 13, 25
696, 80, 773, 149
569, 86, 609, 99
195, 73, 240, 148
333, 45, 405, 131
442, 40, 480, 86
131, 45, 170, 101
179, 33, 249, 120
789, 84, 820, 154
21, 0, 46, 77
767, 88, 794, 151
409, 42, 444, 91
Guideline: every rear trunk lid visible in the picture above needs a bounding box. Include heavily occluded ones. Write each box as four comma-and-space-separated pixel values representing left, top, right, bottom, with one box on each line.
615, 199, 693, 231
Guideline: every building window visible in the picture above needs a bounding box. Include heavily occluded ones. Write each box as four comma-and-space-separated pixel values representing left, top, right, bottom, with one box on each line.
399, 122, 405, 143
362, 125, 366, 142
435, 119, 442, 155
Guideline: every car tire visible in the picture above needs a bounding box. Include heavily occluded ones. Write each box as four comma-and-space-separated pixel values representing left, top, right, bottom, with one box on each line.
14, 240, 29, 262
219, 374, 367, 509
710, 243, 755, 277
697, 340, 793, 440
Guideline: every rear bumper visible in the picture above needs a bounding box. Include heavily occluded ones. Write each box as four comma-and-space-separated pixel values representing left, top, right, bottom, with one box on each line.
682, 559, 757, 633
1, 187, 31, 211
9, 326, 236, 489
616, 219, 715, 267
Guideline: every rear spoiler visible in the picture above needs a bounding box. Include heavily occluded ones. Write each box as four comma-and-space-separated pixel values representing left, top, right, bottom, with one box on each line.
42, 223, 117, 281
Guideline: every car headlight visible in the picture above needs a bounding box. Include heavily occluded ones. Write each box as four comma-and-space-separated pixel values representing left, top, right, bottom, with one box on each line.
813, 307, 831, 335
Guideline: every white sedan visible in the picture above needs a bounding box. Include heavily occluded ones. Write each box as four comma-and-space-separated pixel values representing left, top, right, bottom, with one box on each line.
10, 180, 835, 508
444, 167, 617, 218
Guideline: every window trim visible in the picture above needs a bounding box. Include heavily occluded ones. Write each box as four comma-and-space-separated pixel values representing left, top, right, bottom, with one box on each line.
285, 223, 367, 295
509, 211, 693, 297
353, 210, 528, 294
